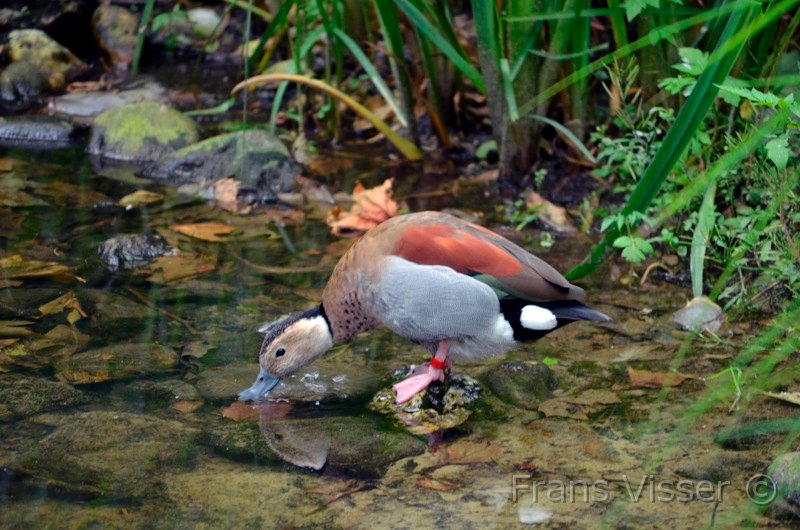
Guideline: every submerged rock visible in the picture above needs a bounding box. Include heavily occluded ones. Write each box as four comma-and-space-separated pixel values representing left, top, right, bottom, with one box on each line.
370, 372, 481, 435
0, 116, 80, 149
1, 29, 88, 110
0, 374, 90, 422
48, 81, 168, 122
92, 5, 139, 71
140, 130, 300, 204
88, 102, 199, 162
97, 233, 174, 271
15, 411, 199, 499
259, 413, 425, 477
204, 419, 281, 465
196, 361, 380, 404
672, 296, 724, 333
484, 361, 557, 409
54, 342, 179, 384
766, 452, 800, 520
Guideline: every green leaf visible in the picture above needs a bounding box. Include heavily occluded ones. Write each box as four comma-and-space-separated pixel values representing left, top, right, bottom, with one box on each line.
765, 136, 790, 170
542, 357, 558, 366
621, 244, 646, 263
624, 0, 659, 20
613, 235, 632, 248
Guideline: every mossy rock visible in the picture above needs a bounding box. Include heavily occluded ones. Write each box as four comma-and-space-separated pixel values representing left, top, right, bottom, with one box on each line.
15, 411, 199, 499
88, 102, 199, 162
7, 29, 87, 90
0, 374, 90, 422
483, 361, 557, 409
54, 342, 179, 384
140, 129, 300, 203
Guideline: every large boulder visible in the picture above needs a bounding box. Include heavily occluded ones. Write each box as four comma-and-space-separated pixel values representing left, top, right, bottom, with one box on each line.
87, 102, 199, 162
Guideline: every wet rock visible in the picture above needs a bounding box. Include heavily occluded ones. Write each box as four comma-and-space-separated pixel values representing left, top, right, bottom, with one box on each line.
484, 362, 557, 409
1, 29, 88, 110
766, 452, 800, 519
152, 7, 222, 49
87, 102, 199, 162
205, 419, 280, 465
370, 372, 481, 435
672, 296, 724, 333
79, 288, 152, 322
0, 116, 80, 149
97, 233, 174, 272
15, 411, 199, 499
48, 80, 168, 122
260, 415, 425, 477
196, 361, 380, 404
127, 378, 202, 404
54, 342, 179, 384
140, 130, 300, 204
92, 5, 139, 71
0, 374, 90, 422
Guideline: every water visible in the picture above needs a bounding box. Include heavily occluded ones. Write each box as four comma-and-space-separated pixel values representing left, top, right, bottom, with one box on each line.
0, 140, 779, 528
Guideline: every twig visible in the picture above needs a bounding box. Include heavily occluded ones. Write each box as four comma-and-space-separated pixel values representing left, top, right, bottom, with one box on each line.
230, 248, 330, 274
639, 261, 675, 286
123, 287, 198, 334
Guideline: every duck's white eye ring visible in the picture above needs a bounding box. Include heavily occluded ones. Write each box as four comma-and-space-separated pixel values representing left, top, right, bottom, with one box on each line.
275, 347, 286, 357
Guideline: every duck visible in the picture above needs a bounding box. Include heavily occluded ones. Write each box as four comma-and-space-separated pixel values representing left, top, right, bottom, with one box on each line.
239, 211, 610, 404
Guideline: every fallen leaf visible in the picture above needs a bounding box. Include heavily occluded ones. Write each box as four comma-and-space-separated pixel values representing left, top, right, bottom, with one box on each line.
37, 291, 88, 323
627, 367, 692, 388
181, 340, 210, 359
38, 182, 109, 209
0, 280, 23, 289
436, 441, 498, 466
0, 321, 35, 338
417, 477, 461, 492
118, 189, 165, 208
0, 254, 78, 283
0, 158, 13, 171
0, 338, 18, 347
760, 391, 800, 407
327, 178, 397, 237
171, 222, 237, 242
222, 401, 259, 422
172, 400, 203, 413
524, 191, 575, 233
143, 254, 215, 284
538, 399, 589, 420
212, 178, 240, 213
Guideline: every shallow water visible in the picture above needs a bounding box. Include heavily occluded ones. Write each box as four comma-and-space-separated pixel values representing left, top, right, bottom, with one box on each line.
0, 139, 794, 529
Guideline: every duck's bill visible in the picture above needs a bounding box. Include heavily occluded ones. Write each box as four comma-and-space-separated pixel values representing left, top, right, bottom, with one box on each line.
238, 370, 281, 401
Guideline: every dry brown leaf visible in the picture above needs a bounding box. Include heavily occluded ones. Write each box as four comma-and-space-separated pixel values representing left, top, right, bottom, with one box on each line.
37, 291, 88, 322
172, 400, 203, 413
627, 367, 691, 388
437, 441, 498, 466
760, 391, 800, 407
538, 399, 589, 420
0, 254, 78, 283
212, 178, 240, 213
327, 178, 397, 237
0, 338, 19, 347
0, 279, 23, 289
118, 189, 165, 208
222, 401, 259, 422
170, 222, 237, 242
181, 340, 210, 359
417, 478, 461, 492
0, 158, 13, 172
524, 191, 575, 233
144, 254, 215, 283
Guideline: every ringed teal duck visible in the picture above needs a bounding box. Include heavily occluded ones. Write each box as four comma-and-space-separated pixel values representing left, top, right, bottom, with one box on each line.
239, 211, 610, 404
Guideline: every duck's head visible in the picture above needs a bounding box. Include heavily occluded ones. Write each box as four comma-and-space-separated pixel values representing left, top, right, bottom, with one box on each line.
238, 306, 333, 401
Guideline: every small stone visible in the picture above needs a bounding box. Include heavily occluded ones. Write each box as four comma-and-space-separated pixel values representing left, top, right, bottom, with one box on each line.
92, 5, 139, 71
88, 102, 199, 162
766, 452, 800, 519
672, 296, 724, 333
97, 233, 174, 271
484, 362, 557, 409
48, 81, 169, 122
519, 506, 553, 524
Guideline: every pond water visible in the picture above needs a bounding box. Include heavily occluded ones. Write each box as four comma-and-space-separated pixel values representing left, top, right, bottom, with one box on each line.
0, 136, 792, 529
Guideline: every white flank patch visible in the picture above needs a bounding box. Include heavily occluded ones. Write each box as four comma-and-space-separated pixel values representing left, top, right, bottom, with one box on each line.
520, 305, 558, 330
493, 315, 515, 341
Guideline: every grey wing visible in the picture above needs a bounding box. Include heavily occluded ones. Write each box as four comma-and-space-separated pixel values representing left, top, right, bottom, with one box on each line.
372, 256, 502, 341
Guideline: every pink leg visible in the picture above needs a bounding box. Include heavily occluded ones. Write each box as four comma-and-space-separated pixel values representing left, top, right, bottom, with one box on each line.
393, 341, 449, 404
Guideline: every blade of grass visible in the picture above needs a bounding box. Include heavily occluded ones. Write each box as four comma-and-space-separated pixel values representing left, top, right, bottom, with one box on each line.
246, 0, 296, 74
131, 0, 156, 78
393, 0, 485, 93
332, 27, 408, 126
691, 182, 717, 298
529, 114, 597, 163
232, 73, 423, 160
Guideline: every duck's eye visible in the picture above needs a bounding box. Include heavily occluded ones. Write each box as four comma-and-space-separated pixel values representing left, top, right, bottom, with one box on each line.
275, 347, 286, 358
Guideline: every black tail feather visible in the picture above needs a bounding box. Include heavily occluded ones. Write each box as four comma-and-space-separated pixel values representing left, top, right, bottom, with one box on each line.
499, 298, 611, 342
